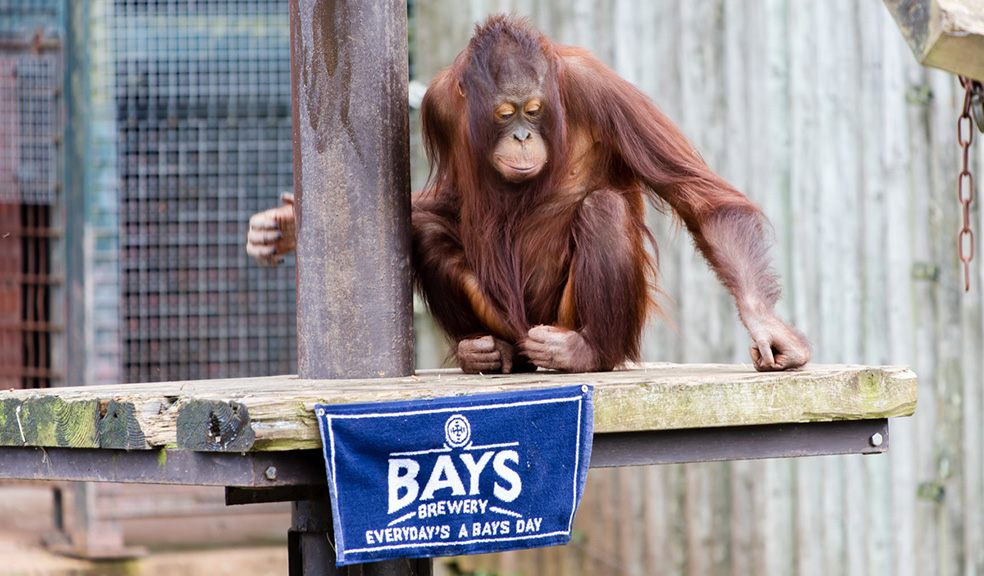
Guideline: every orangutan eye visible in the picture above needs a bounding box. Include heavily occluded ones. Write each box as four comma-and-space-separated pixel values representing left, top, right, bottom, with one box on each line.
495, 104, 516, 121
525, 100, 542, 117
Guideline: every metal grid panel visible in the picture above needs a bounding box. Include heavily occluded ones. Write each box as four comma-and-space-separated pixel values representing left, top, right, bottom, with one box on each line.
0, 50, 61, 204
0, 203, 22, 388
18, 203, 55, 387
0, 0, 62, 205
112, 0, 296, 382
0, 0, 62, 31
0, 1, 62, 388
0, 56, 17, 202
0, 203, 57, 388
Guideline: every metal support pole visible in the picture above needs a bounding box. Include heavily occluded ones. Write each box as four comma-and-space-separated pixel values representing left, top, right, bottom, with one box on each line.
288, 1, 418, 574
289, 499, 340, 576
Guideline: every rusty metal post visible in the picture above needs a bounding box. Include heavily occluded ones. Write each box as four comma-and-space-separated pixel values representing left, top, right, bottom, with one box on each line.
288, 1, 418, 574
288, 498, 339, 576
290, 0, 414, 381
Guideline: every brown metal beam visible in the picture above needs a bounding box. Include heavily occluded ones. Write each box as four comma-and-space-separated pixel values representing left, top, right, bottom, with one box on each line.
0, 420, 890, 486
0, 35, 62, 52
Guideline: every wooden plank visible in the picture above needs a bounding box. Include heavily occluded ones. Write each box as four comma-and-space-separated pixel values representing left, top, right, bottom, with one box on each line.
682, 3, 735, 574
840, 3, 872, 576
0, 364, 916, 453
745, 2, 796, 574
927, 54, 969, 576
616, 467, 644, 576
906, 61, 942, 576
884, 0, 984, 81
856, 9, 917, 576
873, 7, 915, 576
968, 131, 984, 576
0, 395, 101, 448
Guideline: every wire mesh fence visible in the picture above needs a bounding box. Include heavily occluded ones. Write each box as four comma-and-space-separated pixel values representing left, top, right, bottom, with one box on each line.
0, 0, 61, 33
111, 0, 296, 382
0, 0, 62, 206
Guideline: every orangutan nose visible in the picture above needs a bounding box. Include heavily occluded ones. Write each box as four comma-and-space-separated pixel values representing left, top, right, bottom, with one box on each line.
512, 128, 532, 142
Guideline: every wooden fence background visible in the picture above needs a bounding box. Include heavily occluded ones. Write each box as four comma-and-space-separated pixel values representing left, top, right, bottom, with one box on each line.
409, 1, 983, 575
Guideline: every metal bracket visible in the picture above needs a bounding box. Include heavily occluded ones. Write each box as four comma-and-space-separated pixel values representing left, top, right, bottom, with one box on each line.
591, 419, 889, 467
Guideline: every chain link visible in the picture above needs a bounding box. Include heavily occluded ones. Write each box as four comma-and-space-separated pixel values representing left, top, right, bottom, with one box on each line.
958, 77, 980, 292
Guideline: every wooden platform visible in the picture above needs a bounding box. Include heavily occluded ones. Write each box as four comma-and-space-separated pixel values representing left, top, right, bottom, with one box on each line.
884, 0, 984, 81
0, 363, 917, 454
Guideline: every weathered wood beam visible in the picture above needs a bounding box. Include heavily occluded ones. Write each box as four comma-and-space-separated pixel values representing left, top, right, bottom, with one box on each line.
0, 364, 917, 453
291, 0, 414, 380
884, 0, 984, 81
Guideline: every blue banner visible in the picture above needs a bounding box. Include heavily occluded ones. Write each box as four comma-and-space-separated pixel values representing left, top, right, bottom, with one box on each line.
315, 385, 593, 566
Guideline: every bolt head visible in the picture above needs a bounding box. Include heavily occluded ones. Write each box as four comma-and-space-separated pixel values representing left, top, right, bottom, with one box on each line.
264, 466, 278, 481
869, 432, 884, 447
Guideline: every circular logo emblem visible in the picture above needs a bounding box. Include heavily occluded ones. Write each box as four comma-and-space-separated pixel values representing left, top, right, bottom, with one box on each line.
444, 414, 471, 448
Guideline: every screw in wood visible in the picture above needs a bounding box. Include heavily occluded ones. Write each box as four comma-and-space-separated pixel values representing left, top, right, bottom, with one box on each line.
869, 433, 884, 447
265, 466, 278, 481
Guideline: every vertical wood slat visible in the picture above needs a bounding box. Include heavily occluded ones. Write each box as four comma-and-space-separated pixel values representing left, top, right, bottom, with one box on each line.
970, 137, 984, 576
906, 58, 940, 576
926, 14, 970, 576
874, 6, 916, 576
788, 1, 825, 574
676, 4, 728, 576
756, 2, 797, 574
410, 2, 980, 575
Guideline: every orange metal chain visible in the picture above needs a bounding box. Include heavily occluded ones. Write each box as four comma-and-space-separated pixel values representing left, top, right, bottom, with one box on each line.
957, 76, 980, 292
